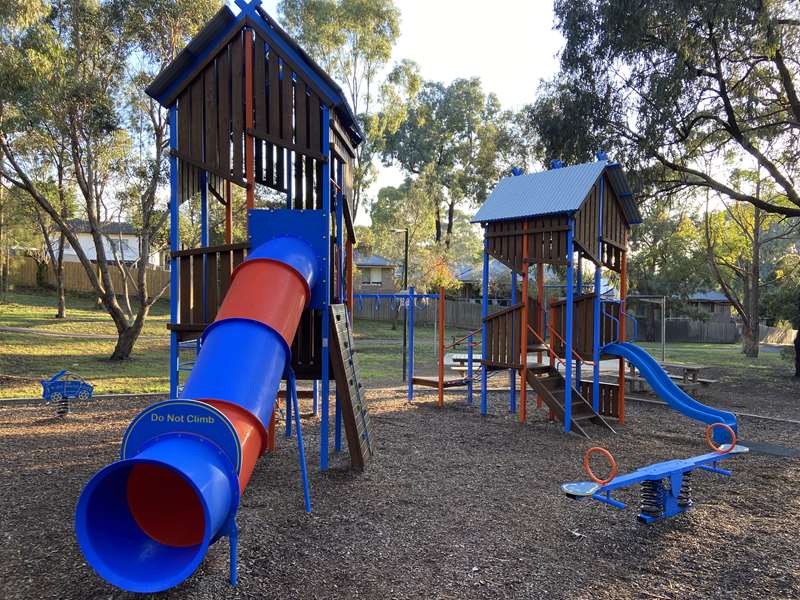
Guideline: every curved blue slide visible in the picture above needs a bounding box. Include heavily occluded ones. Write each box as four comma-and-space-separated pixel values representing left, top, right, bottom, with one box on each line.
602, 342, 736, 440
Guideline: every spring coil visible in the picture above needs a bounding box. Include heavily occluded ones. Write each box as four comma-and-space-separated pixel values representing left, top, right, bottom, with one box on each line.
677, 472, 693, 508
56, 397, 70, 418
639, 480, 664, 517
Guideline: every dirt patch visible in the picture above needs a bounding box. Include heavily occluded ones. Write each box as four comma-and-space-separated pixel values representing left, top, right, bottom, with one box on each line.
0, 386, 798, 600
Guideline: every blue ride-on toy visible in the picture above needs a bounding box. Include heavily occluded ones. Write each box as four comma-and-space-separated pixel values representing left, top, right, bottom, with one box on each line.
41, 370, 94, 403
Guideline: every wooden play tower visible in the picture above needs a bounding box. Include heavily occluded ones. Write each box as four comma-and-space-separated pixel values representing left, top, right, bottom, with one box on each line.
472, 157, 642, 438
145, 0, 368, 470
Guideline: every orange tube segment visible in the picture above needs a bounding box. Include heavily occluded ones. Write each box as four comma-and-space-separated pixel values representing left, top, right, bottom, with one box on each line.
215, 259, 309, 346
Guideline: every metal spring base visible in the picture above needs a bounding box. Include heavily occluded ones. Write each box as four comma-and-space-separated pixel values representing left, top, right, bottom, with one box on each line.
639, 480, 664, 519
677, 472, 693, 508
56, 397, 70, 418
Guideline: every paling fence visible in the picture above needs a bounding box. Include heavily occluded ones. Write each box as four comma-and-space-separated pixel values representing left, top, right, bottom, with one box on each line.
6, 257, 171, 299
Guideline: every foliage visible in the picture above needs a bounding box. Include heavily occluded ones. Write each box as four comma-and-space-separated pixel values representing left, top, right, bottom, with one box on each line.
278, 0, 401, 218
532, 0, 800, 217
380, 77, 511, 246
763, 251, 800, 328
0, 0, 216, 359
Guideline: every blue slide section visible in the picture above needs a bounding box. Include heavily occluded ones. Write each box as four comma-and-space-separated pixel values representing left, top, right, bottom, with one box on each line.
602, 342, 736, 438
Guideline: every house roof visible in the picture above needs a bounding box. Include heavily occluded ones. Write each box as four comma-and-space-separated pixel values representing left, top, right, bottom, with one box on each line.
688, 291, 729, 303
354, 252, 398, 268
144, 2, 363, 146
472, 160, 642, 225
67, 220, 137, 235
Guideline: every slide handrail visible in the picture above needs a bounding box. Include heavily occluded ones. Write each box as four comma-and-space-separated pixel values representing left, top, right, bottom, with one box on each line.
447, 327, 481, 350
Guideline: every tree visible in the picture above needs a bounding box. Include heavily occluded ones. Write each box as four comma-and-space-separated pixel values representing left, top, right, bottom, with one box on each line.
381, 77, 510, 246
761, 251, 800, 376
703, 174, 799, 357
536, 0, 800, 218
0, 0, 216, 359
278, 0, 401, 219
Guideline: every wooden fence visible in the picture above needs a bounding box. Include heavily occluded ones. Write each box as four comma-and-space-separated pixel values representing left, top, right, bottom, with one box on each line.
352, 298, 506, 330
7, 257, 171, 299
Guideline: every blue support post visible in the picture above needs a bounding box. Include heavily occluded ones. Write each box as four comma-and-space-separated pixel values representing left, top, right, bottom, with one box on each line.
407, 287, 415, 401
575, 255, 582, 388
168, 105, 179, 399
467, 334, 474, 405
312, 379, 318, 415
320, 105, 331, 471
564, 216, 575, 431
592, 175, 605, 413
509, 271, 517, 413
285, 382, 292, 438
287, 369, 312, 513
480, 240, 489, 415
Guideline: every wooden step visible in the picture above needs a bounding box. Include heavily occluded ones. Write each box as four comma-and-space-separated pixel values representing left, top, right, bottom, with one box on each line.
527, 344, 548, 352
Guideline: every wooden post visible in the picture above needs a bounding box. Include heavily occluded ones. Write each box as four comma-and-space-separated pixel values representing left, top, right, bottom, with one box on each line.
437, 286, 445, 408
536, 262, 544, 409
224, 179, 233, 244
618, 231, 628, 423
345, 239, 354, 313
244, 29, 254, 210
519, 222, 529, 423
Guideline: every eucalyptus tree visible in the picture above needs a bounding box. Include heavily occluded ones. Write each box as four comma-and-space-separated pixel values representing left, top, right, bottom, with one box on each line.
278, 0, 401, 219
0, 0, 215, 359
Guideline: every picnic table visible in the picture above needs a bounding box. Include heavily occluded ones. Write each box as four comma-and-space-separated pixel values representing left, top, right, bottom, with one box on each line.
626, 360, 717, 393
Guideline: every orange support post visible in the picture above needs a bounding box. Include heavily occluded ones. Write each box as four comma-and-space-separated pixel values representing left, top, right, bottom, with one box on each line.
536, 262, 544, 409
548, 304, 556, 422
244, 29, 255, 211
618, 232, 628, 423
224, 179, 233, 244
437, 286, 445, 408
519, 223, 529, 423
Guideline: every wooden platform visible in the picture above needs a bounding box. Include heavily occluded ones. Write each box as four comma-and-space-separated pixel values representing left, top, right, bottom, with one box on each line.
329, 304, 374, 470
412, 376, 470, 389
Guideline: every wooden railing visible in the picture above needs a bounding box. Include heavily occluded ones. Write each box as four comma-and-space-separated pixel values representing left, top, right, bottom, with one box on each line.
549, 293, 619, 359
169, 242, 249, 334
482, 300, 542, 369
579, 380, 620, 418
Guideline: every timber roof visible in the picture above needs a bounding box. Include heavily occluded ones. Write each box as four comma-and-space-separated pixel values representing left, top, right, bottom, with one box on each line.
145, 1, 362, 147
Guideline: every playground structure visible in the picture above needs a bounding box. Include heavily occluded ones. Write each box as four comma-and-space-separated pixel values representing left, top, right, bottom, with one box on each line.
563, 423, 748, 523
74, 1, 372, 593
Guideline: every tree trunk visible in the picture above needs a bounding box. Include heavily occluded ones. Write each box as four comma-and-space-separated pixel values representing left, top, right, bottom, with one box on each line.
445, 199, 455, 249
794, 330, 800, 377
54, 258, 66, 318
743, 207, 761, 358
109, 308, 148, 361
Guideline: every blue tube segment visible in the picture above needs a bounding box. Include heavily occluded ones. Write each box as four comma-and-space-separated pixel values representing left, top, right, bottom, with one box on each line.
75, 435, 239, 593
182, 318, 288, 429
246, 236, 318, 292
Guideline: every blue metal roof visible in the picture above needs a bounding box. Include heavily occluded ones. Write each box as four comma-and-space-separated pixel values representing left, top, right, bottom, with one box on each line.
472, 160, 641, 225
689, 291, 729, 303
354, 252, 398, 268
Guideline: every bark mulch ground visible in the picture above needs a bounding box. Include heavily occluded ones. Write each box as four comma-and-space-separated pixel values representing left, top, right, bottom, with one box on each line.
0, 385, 798, 600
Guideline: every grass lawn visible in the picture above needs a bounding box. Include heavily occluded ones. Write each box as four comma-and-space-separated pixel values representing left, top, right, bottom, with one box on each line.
1, 288, 792, 398
0, 288, 170, 398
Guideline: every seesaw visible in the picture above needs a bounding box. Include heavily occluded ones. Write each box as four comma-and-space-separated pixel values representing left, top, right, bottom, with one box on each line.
561, 423, 748, 523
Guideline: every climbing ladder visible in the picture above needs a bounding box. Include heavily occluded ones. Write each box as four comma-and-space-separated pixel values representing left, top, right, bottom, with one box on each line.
329, 304, 374, 470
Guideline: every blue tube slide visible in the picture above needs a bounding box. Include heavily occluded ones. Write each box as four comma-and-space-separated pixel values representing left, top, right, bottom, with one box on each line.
602, 342, 736, 441
75, 237, 317, 593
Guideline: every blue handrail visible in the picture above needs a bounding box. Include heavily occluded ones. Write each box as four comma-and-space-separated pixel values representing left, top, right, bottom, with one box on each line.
602, 301, 639, 343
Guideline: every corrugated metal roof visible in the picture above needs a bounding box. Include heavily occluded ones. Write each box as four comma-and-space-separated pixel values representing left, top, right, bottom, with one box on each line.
354, 253, 398, 268
472, 160, 642, 225
689, 291, 729, 302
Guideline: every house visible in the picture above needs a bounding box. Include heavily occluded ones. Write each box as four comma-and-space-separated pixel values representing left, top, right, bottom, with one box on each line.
686, 290, 733, 321
354, 252, 399, 292
59, 220, 164, 268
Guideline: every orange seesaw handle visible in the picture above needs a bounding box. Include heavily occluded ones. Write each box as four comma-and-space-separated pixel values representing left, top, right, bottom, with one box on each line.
705, 422, 736, 454
583, 447, 618, 485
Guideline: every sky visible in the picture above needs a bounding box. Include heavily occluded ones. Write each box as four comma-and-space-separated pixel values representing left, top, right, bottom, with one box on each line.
259, 0, 566, 223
